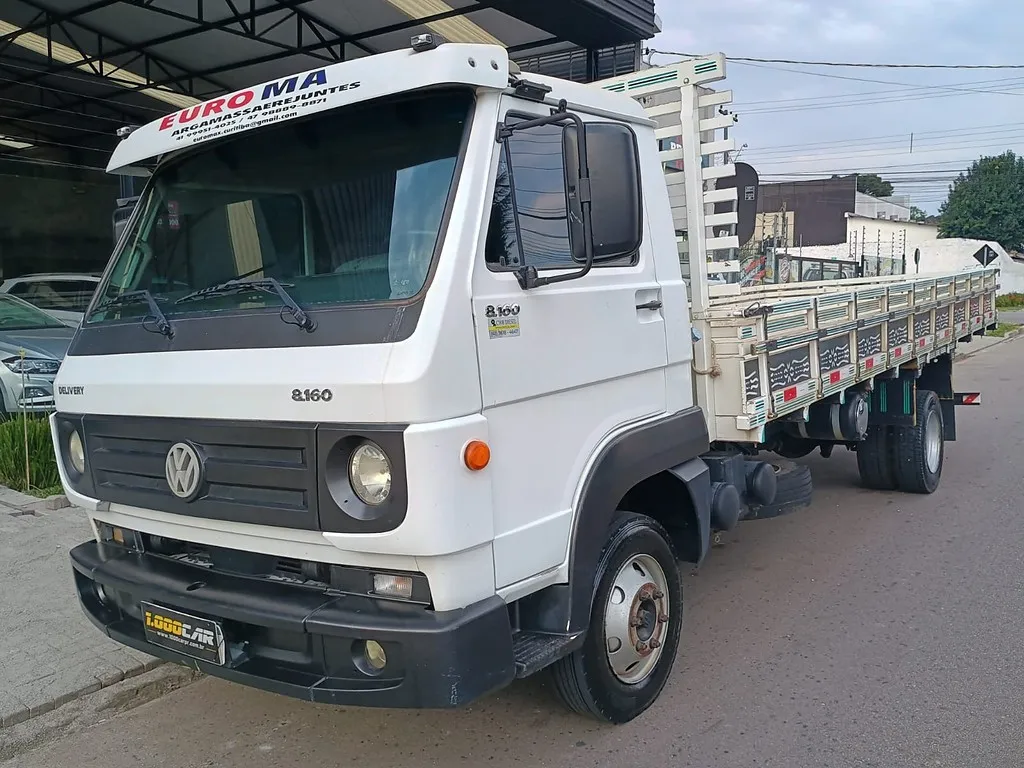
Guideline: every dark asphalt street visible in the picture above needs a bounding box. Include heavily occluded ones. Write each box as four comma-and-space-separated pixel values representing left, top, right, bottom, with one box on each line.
6, 336, 1024, 768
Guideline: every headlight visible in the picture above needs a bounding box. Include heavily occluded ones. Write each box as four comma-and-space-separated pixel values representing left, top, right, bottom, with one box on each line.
348, 441, 392, 506
69, 429, 86, 474
2, 356, 60, 375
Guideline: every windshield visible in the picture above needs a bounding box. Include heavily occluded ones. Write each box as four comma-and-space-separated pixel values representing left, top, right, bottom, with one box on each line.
88, 88, 471, 325
0, 294, 67, 330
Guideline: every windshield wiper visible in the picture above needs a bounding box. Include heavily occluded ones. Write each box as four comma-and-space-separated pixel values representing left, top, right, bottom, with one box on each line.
92, 290, 174, 338
175, 278, 316, 332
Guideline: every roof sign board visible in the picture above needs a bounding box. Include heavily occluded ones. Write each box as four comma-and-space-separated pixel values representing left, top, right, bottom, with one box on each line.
107, 43, 510, 175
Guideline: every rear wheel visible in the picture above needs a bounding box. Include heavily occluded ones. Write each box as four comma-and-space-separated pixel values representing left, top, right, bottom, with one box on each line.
551, 512, 683, 724
892, 389, 944, 494
857, 425, 898, 490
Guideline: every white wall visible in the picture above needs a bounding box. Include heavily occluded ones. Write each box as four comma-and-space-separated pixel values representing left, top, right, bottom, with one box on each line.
910, 239, 1024, 295
846, 214, 940, 258
855, 192, 911, 221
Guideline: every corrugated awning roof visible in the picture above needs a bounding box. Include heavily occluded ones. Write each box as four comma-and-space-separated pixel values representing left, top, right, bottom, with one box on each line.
0, 0, 658, 168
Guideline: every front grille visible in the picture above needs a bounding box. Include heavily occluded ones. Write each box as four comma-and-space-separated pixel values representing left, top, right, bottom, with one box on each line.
147, 536, 331, 589
83, 415, 319, 530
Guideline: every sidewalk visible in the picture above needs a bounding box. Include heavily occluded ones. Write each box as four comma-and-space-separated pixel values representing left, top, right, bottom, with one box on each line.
0, 489, 160, 728
955, 325, 1023, 361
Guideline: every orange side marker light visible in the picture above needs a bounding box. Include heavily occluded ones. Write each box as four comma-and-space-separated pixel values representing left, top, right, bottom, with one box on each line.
464, 440, 490, 471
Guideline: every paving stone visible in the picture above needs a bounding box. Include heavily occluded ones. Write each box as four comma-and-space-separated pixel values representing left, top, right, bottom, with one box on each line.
0, 502, 160, 729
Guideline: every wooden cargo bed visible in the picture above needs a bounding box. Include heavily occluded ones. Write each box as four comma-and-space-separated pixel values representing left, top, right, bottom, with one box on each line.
699, 268, 998, 442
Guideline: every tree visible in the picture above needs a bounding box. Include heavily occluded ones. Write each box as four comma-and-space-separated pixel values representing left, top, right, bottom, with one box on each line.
910, 205, 928, 222
939, 150, 1024, 251
857, 173, 894, 198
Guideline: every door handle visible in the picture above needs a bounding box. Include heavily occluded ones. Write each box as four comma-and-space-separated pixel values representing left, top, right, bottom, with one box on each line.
635, 300, 663, 311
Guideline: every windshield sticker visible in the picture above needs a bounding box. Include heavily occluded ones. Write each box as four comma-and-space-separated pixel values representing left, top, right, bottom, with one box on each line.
166, 200, 180, 230
157, 70, 361, 145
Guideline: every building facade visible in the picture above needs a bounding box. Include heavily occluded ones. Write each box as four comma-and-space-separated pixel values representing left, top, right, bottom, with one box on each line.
757, 175, 857, 248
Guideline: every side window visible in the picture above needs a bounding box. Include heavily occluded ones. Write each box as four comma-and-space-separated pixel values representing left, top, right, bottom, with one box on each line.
485, 115, 641, 273
9, 281, 67, 311
58, 280, 100, 311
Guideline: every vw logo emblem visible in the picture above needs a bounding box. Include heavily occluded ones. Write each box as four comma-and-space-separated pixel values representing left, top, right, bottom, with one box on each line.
165, 442, 203, 500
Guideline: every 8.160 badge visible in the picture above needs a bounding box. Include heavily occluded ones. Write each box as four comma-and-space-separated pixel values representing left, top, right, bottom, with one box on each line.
485, 303, 521, 339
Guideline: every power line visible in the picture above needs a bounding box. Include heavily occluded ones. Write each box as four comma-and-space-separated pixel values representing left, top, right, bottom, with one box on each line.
647, 50, 1024, 70
733, 75, 1024, 108
0, 58, 199, 102
747, 122, 1024, 154
0, 154, 107, 173
740, 82, 1024, 116
733, 60, 1024, 98
745, 134, 1024, 163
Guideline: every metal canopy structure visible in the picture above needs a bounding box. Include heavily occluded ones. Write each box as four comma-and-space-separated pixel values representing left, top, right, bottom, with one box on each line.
0, 0, 659, 169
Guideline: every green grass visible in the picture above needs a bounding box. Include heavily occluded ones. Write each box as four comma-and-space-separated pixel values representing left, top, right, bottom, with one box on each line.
996, 293, 1024, 310
0, 415, 62, 497
988, 322, 1021, 338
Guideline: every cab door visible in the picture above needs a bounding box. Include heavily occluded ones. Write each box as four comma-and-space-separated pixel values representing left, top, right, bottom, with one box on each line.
471, 98, 669, 590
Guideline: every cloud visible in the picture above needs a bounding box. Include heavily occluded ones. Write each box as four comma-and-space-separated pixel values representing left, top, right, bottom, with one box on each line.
816, 11, 885, 45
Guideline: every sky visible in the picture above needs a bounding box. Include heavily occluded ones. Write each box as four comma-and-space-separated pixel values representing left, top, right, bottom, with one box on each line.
650, 0, 1024, 212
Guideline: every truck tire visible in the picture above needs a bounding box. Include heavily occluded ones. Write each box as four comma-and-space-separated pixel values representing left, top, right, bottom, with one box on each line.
551, 512, 682, 724
892, 389, 944, 494
744, 460, 813, 520
774, 434, 817, 459
856, 425, 898, 491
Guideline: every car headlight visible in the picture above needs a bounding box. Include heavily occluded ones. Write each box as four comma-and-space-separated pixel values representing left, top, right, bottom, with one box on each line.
2, 356, 60, 375
69, 429, 86, 474
348, 441, 392, 506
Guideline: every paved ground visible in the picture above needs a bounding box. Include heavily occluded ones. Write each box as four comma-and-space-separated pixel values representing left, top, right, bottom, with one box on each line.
5, 334, 1024, 767
0, 492, 159, 727
998, 308, 1024, 325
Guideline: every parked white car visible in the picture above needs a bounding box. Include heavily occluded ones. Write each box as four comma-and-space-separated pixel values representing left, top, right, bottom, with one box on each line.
0, 294, 75, 418
0, 273, 101, 327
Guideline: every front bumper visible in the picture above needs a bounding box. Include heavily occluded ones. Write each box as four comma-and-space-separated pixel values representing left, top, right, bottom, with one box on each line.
0, 372, 54, 413
70, 541, 517, 709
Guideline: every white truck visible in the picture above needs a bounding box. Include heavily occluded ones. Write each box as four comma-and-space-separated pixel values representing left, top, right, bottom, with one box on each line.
55, 38, 997, 724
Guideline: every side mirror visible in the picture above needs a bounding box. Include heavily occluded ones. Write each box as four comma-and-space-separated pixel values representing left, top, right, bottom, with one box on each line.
562, 122, 643, 265
497, 110, 594, 289
495, 109, 643, 290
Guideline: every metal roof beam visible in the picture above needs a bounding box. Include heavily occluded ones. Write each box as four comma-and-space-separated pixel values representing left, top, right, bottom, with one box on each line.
0, 0, 121, 46
275, 0, 375, 57
60, 0, 513, 105
0, 78, 149, 128
0, 0, 371, 111
342, 1, 500, 45
10, 0, 196, 84
1, 0, 233, 100
118, 0, 347, 63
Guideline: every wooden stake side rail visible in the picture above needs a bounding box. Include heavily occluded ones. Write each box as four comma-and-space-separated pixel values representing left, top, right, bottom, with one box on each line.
698, 267, 999, 443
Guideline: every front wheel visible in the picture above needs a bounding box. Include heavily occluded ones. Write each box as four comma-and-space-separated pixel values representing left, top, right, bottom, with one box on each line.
551, 513, 683, 724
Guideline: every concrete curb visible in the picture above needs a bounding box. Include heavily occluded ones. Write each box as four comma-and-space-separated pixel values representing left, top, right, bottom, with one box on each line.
955, 327, 1024, 361
1, 659, 167, 729
0, 485, 70, 514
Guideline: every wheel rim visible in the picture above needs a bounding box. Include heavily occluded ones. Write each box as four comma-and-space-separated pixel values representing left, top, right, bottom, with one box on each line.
603, 553, 670, 685
925, 408, 942, 473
